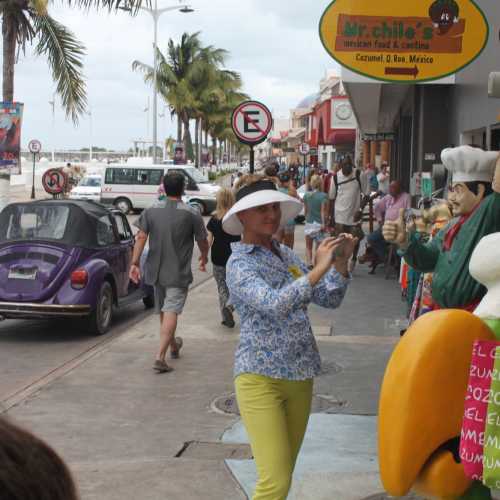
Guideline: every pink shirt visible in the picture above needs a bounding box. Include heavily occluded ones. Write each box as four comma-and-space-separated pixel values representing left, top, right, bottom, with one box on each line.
374, 193, 411, 223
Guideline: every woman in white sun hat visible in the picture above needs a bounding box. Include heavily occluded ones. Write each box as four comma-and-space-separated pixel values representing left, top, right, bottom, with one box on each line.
224, 174, 356, 500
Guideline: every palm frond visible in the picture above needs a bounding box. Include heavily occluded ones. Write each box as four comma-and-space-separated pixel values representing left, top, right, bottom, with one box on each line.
33, 13, 87, 124
62, 0, 147, 13
132, 59, 152, 76
29, 0, 48, 15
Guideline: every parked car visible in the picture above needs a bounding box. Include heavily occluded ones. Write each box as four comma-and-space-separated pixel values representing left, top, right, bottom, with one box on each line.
69, 174, 102, 202
0, 200, 154, 335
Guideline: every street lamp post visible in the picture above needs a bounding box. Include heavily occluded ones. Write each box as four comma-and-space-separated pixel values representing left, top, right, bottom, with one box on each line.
132, 1, 193, 164
85, 108, 93, 162
49, 93, 56, 162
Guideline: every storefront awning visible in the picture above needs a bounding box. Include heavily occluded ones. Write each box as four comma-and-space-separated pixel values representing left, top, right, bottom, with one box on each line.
327, 129, 356, 145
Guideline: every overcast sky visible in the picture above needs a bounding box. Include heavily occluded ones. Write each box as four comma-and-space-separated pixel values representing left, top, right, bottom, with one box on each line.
14, 0, 339, 152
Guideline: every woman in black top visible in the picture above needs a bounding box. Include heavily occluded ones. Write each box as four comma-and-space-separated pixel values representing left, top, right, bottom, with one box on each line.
207, 188, 241, 327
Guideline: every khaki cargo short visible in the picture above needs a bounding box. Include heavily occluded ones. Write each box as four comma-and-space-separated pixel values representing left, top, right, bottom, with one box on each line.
154, 285, 188, 315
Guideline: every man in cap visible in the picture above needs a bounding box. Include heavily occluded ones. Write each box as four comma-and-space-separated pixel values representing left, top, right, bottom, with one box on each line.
383, 145, 500, 310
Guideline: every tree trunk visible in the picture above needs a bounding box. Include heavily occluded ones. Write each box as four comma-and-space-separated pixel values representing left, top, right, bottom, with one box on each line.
212, 136, 217, 168
182, 114, 194, 162
176, 115, 182, 142
204, 129, 208, 148
198, 119, 203, 167
3, 14, 16, 102
0, 14, 17, 211
194, 118, 199, 168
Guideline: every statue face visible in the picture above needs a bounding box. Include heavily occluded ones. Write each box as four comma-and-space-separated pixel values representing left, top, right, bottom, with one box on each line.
447, 182, 483, 216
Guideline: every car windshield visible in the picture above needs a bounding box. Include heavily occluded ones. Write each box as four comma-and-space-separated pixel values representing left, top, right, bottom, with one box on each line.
185, 167, 207, 184
79, 177, 101, 187
2, 205, 70, 241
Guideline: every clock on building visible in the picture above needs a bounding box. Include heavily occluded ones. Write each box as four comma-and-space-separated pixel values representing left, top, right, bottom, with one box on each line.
335, 103, 353, 121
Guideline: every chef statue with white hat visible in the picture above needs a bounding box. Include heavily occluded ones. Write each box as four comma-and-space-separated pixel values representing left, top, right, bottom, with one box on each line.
383, 145, 500, 311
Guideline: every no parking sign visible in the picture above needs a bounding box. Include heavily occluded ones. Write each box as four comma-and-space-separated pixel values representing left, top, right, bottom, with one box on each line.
232, 100, 273, 172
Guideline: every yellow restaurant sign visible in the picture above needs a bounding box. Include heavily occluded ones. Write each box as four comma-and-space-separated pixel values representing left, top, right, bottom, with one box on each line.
320, 0, 489, 83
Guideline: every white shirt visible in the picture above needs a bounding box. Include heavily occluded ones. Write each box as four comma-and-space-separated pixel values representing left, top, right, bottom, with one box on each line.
377, 172, 390, 194
329, 169, 367, 226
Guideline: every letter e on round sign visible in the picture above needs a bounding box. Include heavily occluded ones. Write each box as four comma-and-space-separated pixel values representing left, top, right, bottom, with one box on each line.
232, 101, 273, 146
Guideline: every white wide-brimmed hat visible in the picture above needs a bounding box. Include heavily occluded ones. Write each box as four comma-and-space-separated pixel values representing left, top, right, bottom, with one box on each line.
222, 180, 303, 236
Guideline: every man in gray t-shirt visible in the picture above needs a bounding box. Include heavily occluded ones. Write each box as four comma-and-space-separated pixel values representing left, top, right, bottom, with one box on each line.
129, 172, 209, 373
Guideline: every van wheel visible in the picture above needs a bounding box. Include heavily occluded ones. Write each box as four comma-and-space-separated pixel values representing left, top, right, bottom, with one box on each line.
114, 197, 132, 214
189, 201, 205, 215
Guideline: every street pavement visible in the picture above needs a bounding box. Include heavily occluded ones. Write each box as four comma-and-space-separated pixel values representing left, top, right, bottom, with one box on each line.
2, 223, 412, 500
0, 188, 212, 409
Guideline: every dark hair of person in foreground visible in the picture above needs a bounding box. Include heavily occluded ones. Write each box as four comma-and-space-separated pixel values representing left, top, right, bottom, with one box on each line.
0, 416, 79, 500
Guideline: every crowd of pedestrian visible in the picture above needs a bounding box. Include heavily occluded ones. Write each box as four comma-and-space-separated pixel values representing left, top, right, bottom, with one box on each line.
1, 158, 411, 500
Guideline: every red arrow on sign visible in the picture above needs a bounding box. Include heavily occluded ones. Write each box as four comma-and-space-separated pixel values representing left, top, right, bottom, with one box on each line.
385, 66, 419, 78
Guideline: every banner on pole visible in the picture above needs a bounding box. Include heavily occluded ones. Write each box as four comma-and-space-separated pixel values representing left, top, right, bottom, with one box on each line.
0, 102, 23, 176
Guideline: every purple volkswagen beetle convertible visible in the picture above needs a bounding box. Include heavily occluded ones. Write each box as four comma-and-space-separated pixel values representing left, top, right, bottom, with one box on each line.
0, 200, 154, 335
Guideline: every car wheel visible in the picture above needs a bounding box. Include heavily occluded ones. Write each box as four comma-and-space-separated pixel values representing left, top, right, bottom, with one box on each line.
143, 294, 155, 309
114, 197, 132, 214
189, 201, 205, 215
88, 281, 114, 336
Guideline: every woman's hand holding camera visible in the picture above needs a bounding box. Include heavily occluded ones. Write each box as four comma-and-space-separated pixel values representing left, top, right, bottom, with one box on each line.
308, 234, 356, 286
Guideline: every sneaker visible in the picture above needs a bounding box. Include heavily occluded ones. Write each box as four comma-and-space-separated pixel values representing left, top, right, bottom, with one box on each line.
170, 337, 183, 359
222, 306, 235, 328
153, 359, 173, 373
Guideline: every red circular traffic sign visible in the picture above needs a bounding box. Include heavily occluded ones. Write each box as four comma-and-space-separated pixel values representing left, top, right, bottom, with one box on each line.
28, 139, 42, 154
232, 100, 273, 145
299, 143, 310, 155
42, 169, 68, 195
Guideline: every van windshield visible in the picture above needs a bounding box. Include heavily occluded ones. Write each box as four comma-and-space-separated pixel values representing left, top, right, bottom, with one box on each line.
185, 167, 207, 184
79, 177, 101, 187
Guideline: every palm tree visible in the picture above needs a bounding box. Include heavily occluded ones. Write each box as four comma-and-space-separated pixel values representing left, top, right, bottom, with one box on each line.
133, 32, 205, 161
132, 32, 248, 165
0, 0, 141, 209
194, 66, 247, 167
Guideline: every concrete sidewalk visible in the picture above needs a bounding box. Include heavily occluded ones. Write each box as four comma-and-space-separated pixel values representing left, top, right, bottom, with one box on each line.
6, 233, 407, 500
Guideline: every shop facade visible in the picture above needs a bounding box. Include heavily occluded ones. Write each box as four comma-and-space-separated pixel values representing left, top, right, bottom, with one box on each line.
338, 0, 499, 196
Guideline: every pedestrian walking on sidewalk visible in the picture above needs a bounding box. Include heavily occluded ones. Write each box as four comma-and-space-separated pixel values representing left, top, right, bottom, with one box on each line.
328, 158, 367, 271
223, 174, 355, 500
303, 175, 329, 267
207, 188, 241, 328
275, 172, 301, 250
129, 172, 209, 373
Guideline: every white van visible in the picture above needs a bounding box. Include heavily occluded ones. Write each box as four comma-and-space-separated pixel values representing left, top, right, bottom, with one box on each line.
100, 164, 220, 214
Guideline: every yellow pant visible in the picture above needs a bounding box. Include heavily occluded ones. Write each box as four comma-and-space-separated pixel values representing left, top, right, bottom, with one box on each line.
235, 374, 313, 500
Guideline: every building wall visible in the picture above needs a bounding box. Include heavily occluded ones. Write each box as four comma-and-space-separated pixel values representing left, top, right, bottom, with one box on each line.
448, 0, 500, 147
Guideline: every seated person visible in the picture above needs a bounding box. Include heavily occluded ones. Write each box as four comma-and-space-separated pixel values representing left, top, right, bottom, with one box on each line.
360, 180, 411, 272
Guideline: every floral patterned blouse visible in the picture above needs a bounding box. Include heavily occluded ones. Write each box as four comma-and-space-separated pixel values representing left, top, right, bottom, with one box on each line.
227, 241, 350, 381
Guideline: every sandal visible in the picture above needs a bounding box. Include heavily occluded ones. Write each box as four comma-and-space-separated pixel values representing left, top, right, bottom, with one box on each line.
153, 359, 173, 373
